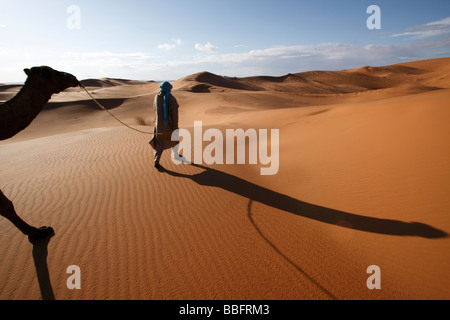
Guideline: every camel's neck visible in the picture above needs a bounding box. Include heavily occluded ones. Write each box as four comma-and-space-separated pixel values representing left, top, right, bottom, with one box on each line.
0, 81, 53, 141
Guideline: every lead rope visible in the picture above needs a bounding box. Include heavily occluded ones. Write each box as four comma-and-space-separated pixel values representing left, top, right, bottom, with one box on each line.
79, 83, 156, 135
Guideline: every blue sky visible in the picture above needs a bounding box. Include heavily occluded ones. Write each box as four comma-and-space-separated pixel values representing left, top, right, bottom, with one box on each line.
1, 0, 450, 82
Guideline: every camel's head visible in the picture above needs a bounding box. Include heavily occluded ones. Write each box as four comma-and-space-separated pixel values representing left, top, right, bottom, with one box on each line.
23, 66, 80, 94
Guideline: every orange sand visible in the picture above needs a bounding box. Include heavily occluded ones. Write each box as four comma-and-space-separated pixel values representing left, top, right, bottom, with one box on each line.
0, 58, 449, 300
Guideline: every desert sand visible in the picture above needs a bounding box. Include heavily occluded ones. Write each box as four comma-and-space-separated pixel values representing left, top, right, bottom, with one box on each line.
0, 57, 449, 300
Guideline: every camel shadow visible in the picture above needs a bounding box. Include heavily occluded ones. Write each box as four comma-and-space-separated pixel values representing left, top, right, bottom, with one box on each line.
160, 164, 448, 239
31, 231, 56, 300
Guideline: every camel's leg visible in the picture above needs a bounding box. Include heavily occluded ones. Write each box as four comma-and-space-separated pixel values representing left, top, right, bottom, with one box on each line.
0, 189, 37, 234
0, 189, 53, 242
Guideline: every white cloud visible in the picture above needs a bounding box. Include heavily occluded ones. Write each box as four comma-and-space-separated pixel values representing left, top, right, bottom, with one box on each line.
393, 16, 450, 39
172, 38, 182, 46
426, 16, 450, 26
195, 42, 218, 53
157, 43, 177, 51
0, 49, 16, 56
63, 51, 153, 60
2, 23, 450, 83
157, 38, 182, 51
171, 36, 450, 76
98, 69, 109, 77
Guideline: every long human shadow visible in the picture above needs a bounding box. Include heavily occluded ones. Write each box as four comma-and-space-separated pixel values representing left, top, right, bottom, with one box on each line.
246, 199, 338, 299
160, 164, 447, 239
31, 231, 56, 300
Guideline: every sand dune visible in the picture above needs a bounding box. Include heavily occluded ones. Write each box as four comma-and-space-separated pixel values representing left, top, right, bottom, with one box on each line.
0, 58, 449, 300
80, 78, 153, 88
175, 71, 261, 92
175, 57, 450, 95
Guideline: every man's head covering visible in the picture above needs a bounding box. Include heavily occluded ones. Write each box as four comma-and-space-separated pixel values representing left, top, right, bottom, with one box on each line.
159, 81, 173, 126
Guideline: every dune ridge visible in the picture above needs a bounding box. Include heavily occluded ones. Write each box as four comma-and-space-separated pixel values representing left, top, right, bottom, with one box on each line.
173, 57, 450, 94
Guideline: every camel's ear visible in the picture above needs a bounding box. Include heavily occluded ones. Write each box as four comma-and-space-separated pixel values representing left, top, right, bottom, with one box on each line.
24, 68, 31, 76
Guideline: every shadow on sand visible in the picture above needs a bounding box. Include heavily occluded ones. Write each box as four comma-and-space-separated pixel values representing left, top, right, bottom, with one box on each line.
159, 163, 447, 299
31, 231, 55, 300
160, 164, 448, 239
246, 198, 338, 299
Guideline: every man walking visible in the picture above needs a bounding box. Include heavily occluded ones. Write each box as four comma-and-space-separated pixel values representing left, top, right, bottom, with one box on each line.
149, 81, 179, 169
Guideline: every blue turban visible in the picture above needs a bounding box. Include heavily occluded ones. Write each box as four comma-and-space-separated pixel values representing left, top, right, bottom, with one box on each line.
160, 81, 173, 126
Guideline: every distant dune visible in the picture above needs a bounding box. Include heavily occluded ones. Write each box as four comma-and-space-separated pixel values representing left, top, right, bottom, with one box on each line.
80, 78, 154, 88
175, 71, 262, 92
0, 58, 449, 300
173, 57, 450, 94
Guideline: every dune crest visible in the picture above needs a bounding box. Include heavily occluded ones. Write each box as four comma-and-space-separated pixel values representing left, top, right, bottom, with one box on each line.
172, 57, 450, 95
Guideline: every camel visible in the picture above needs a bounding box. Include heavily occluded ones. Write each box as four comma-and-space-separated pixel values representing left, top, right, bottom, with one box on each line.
0, 66, 79, 242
